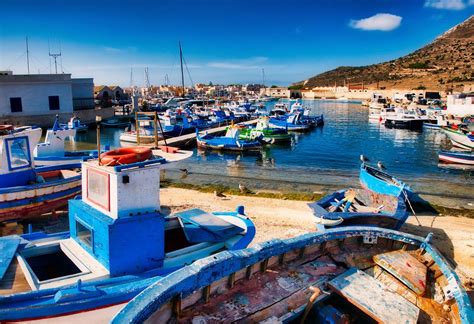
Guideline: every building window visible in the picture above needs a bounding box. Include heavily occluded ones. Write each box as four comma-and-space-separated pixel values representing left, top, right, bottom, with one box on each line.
49, 96, 60, 110
10, 97, 22, 112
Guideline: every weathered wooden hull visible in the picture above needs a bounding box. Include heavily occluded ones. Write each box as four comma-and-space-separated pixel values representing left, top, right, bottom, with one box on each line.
439, 150, 474, 165
113, 227, 474, 324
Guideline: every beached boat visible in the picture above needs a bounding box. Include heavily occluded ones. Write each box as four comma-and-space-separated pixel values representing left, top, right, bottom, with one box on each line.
0, 126, 81, 221
438, 150, 474, 165
308, 188, 408, 229
0, 147, 255, 321
197, 126, 262, 151
360, 162, 414, 198
269, 113, 311, 131
441, 124, 474, 149
239, 117, 292, 144
34, 117, 101, 166
114, 227, 474, 324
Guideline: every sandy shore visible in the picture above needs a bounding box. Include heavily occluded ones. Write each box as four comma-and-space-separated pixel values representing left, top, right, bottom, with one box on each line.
161, 188, 474, 284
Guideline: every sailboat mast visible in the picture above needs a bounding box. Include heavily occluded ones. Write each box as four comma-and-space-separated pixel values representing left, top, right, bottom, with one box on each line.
179, 41, 185, 97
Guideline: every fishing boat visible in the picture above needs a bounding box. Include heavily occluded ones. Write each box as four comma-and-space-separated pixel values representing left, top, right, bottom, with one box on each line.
0, 126, 81, 221
360, 161, 414, 199
60, 116, 88, 133
34, 117, 102, 166
441, 124, 474, 149
269, 113, 311, 131
384, 107, 429, 130
102, 117, 131, 128
308, 188, 408, 229
239, 118, 292, 144
0, 147, 255, 321
114, 227, 474, 324
196, 126, 262, 151
438, 150, 474, 165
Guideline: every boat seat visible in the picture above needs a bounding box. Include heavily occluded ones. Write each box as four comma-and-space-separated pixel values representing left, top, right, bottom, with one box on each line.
373, 250, 427, 296
175, 209, 244, 243
0, 237, 21, 280
328, 268, 419, 323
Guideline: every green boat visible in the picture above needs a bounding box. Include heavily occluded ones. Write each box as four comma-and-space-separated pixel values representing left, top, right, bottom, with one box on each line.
239, 118, 293, 144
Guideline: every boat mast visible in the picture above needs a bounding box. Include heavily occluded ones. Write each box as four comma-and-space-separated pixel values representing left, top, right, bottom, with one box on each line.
179, 41, 185, 97
26, 37, 30, 74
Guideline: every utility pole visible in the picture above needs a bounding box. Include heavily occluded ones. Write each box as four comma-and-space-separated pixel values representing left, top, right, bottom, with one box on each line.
26, 37, 30, 74
179, 41, 185, 97
49, 50, 62, 74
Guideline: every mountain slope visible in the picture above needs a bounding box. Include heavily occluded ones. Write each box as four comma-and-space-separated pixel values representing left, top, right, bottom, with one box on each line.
297, 15, 474, 90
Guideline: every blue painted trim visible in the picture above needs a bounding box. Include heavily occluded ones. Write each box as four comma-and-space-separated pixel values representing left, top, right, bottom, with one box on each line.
5, 136, 32, 171
0, 185, 80, 210
113, 158, 167, 172
113, 227, 474, 324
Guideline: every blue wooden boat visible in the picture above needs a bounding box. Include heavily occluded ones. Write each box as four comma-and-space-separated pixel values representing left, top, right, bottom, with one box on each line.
0, 126, 82, 221
114, 227, 474, 324
308, 188, 408, 229
439, 150, 474, 165
269, 113, 311, 131
360, 162, 414, 199
59, 116, 88, 133
196, 126, 262, 151
0, 149, 255, 321
102, 117, 131, 128
34, 117, 104, 167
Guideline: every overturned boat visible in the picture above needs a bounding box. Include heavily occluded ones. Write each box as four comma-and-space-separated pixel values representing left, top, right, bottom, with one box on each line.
0, 148, 255, 321
114, 227, 474, 323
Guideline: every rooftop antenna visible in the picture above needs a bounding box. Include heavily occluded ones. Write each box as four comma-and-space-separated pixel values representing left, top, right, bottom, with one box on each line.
25, 37, 30, 74
179, 41, 185, 97
49, 46, 62, 74
262, 68, 265, 88
145, 67, 150, 89
164, 73, 169, 86
130, 67, 134, 88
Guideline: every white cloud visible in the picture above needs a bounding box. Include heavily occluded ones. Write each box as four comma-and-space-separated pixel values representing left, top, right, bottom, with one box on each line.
424, 0, 467, 10
349, 13, 402, 31
207, 56, 269, 69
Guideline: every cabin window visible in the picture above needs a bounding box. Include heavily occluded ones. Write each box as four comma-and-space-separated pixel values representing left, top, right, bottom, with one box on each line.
5, 136, 31, 170
49, 96, 60, 110
10, 97, 22, 112
76, 220, 93, 249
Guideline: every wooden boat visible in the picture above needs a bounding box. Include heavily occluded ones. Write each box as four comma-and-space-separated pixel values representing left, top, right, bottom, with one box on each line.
308, 188, 408, 229
384, 107, 428, 130
239, 117, 292, 144
0, 148, 255, 321
197, 126, 262, 151
441, 124, 474, 149
114, 227, 474, 324
59, 116, 88, 133
102, 117, 131, 128
439, 150, 474, 165
0, 126, 81, 221
360, 162, 414, 199
269, 113, 311, 131
34, 117, 102, 166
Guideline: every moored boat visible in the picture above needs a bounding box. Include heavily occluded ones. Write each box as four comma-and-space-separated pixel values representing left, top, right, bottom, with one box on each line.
308, 188, 408, 229
196, 126, 262, 151
239, 117, 292, 144
59, 116, 88, 133
114, 227, 474, 324
441, 124, 474, 149
269, 113, 311, 131
102, 117, 131, 128
0, 147, 255, 321
438, 150, 474, 165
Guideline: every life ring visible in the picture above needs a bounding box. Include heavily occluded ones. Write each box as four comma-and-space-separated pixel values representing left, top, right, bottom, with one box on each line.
100, 147, 152, 166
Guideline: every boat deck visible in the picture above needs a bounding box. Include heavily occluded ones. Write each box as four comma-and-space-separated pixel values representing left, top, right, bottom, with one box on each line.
0, 259, 31, 295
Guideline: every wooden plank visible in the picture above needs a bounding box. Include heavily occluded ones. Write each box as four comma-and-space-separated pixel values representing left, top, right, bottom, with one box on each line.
0, 237, 20, 280
0, 259, 31, 295
374, 250, 427, 296
329, 268, 419, 323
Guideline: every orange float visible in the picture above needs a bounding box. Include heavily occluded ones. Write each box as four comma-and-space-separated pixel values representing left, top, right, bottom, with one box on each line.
100, 147, 152, 166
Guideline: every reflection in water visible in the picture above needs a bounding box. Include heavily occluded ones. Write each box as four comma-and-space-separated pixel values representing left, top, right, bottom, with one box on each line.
63, 100, 473, 194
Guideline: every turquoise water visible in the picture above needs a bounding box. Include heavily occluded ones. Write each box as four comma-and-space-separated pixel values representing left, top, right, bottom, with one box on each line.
67, 100, 473, 199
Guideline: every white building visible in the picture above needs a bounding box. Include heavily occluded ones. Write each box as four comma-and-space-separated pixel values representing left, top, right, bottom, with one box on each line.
0, 71, 94, 118
446, 93, 474, 117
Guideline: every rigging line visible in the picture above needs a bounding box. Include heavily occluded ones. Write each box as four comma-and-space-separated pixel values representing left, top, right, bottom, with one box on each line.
183, 56, 194, 87
29, 54, 50, 73
6, 52, 26, 70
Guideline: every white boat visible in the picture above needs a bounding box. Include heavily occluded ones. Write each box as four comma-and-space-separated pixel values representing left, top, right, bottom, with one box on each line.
441, 124, 474, 149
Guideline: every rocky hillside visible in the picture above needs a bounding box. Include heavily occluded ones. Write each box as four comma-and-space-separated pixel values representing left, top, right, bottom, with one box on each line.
297, 15, 474, 91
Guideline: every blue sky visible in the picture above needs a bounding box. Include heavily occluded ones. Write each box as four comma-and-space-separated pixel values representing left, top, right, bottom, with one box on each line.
0, 0, 472, 86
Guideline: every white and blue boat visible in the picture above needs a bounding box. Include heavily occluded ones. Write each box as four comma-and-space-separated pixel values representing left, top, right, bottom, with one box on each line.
59, 116, 88, 133
34, 117, 103, 167
0, 125, 81, 221
196, 126, 262, 151
114, 227, 474, 324
309, 188, 408, 229
360, 161, 414, 199
439, 150, 474, 165
269, 113, 311, 131
0, 148, 255, 321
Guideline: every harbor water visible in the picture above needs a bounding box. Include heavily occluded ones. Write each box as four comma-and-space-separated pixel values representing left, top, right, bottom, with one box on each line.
66, 100, 474, 206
